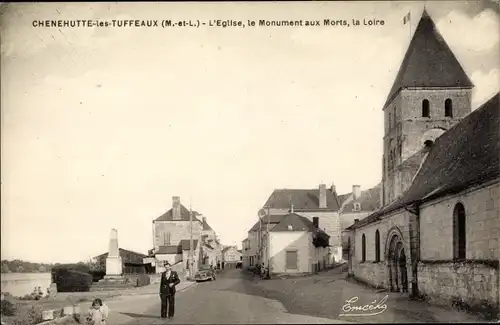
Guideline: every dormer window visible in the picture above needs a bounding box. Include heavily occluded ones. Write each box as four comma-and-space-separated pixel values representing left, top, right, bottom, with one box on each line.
354, 203, 361, 211
288, 225, 293, 231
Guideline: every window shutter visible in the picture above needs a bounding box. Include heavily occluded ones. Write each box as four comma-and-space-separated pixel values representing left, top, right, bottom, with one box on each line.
285, 251, 298, 269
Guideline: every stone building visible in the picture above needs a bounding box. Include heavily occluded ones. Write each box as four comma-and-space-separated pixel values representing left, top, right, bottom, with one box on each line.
346, 9, 499, 317
151, 196, 221, 274
338, 184, 382, 258
200, 216, 222, 267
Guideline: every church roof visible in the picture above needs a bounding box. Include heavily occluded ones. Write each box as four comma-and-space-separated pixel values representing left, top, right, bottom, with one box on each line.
349, 93, 500, 230
263, 188, 341, 211
383, 9, 473, 108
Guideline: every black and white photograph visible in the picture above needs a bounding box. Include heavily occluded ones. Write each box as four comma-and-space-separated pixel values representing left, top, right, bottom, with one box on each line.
1, 1, 499, 324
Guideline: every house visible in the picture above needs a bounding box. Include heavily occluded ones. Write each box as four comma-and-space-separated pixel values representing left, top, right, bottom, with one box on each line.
262, 213, 330, 274
93, 248, 148, 275
150, 196, 204, 273
241, 238, 250, 268
345, 9, 499, 317
260, 184, 342, 265
245, 214, 284, 268
201, 216, 223, 267
338, 184, 382, 258
222, 246, 242, 269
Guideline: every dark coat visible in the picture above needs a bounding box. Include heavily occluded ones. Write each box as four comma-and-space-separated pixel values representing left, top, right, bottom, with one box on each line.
160, 270, 181, 296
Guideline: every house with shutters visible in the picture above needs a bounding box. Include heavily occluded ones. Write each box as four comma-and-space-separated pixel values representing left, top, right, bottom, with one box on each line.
261, 213, 330, 274
259, 184, 342, 265
345, 9, 499, 317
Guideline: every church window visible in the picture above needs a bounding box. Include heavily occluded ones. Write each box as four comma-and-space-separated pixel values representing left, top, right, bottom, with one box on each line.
361, 234, 366, 262
453, 203, 466, 260
388, 112, 392, 130
375, 230, 381, 262
445, 99, 453, 117
422, 99, 430, 117
354, 203, 361, 211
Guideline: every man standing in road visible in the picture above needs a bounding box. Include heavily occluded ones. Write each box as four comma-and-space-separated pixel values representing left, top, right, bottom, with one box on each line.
159, 262, 181, 319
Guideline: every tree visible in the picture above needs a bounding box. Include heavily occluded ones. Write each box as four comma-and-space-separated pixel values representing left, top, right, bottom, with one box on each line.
1, 263, 11, 273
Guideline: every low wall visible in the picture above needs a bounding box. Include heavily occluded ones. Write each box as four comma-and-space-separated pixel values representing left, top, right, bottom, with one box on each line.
417, 260, 499, 317
352, 262, 387, 289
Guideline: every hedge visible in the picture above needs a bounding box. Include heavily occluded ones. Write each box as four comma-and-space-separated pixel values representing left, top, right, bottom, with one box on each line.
51, 264, 90, 283
53, 269, 92, 292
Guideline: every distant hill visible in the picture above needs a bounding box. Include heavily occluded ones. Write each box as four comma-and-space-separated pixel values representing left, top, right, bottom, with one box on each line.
1, 259, 54, 273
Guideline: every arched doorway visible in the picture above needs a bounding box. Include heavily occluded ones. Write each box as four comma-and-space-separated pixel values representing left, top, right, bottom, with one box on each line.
386, 231, 408, 293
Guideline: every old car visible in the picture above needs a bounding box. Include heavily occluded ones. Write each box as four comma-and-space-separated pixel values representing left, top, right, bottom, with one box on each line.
194, 265, 216, 282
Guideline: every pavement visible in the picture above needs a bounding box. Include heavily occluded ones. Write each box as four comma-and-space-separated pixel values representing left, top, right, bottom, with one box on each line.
76, 268, 492, 324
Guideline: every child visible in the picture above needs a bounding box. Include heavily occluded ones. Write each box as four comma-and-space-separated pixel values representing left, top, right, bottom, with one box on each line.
86, 298, 109, 325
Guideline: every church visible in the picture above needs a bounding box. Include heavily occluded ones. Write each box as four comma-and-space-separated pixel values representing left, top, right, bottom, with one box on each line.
345, 9, 499, 317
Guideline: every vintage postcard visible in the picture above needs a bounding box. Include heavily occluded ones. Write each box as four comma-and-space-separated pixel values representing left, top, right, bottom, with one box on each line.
1, 1, 499, 324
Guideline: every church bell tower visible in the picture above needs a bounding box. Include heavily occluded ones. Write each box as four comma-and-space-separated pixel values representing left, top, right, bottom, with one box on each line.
381, 9, 474, 206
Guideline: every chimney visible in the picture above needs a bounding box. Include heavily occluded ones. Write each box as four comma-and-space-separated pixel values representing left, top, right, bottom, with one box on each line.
202, 216, 206, 224
312, 217, 319, 229
330, 182, 336, 193
172, 196, 181, 220
319, 184, 327, 208
353, 185, 361, 200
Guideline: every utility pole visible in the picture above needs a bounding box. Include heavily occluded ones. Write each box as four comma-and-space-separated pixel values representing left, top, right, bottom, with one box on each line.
189, 199, 194, 278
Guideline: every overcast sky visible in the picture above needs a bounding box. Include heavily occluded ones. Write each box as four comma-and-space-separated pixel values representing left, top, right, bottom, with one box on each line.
1, 1, 498, 263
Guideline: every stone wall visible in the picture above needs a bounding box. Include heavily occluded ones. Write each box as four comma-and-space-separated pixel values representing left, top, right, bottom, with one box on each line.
154, 220, 203, 249
350, 209, 417, 292
350, 261, 387, 288
420, 181, 500, 260
417, 260, 499, 316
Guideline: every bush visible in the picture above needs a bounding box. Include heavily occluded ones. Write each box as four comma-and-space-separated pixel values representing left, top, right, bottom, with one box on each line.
1, 299, 16, 316
10, 305, 43, 325
89, 270, 106, 282
53, 269, 92, 292
136, 274, 151, 287
51, 263, 90, 283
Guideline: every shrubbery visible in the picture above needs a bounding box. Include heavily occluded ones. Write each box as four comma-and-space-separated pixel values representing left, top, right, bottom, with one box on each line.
89, 270, 106, 282
9, 305, 43, 325
136, 274, 151, 287
53, 269, 92, 292
1, 299, 16, 316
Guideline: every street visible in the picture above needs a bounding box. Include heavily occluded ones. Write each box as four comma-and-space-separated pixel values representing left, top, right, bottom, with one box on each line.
105, 269, 350, 324
98, 267, 487, 324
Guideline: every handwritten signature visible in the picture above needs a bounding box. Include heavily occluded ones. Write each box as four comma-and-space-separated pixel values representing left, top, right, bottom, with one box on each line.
339, 295, 388, 317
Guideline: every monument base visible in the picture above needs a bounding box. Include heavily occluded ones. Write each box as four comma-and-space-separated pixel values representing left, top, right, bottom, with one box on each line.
105, 256, 123, 276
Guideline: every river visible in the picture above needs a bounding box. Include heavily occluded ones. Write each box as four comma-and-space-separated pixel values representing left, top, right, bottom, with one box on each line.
1, 273, 52, 297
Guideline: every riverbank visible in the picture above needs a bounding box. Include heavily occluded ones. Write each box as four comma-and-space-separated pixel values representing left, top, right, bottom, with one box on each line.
1, 281, 197, 325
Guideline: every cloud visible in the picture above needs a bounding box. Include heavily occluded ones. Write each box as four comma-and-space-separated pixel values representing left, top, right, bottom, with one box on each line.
471, 68, 499, 108
437, 8, 499, 52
